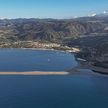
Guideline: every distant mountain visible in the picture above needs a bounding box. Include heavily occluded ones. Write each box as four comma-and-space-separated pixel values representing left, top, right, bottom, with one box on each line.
95, 11, 108, 17
88, 11, 108, 23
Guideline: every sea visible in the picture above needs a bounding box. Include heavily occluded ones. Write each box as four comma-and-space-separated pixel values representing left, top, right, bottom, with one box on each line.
0, 49, 108, 108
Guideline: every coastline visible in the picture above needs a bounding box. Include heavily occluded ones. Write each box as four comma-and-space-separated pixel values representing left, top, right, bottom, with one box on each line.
90, 65, 108, 75
0, 45, 80, 53
14, 48, 77, 53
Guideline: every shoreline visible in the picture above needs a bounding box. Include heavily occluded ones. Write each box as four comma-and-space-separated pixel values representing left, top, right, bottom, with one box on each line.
0, 47, 80, 53
90, 65, 108, 75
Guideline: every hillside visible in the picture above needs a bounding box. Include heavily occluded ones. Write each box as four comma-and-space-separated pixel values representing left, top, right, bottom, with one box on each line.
0, 18, 106, 45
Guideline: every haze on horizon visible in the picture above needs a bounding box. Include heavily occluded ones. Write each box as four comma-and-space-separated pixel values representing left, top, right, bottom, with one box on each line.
0, 0, 108, 19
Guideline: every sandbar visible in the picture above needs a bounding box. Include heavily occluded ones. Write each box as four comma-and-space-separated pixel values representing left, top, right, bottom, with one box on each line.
0, 71, 69, 75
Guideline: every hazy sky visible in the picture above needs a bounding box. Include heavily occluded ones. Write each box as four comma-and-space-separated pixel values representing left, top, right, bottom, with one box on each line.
0, 0, 108, 19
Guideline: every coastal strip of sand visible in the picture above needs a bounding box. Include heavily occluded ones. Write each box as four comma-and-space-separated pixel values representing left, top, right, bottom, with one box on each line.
0, 71, 69, 75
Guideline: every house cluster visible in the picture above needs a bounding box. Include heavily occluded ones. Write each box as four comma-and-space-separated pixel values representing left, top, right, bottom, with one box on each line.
30, 42, 60, 49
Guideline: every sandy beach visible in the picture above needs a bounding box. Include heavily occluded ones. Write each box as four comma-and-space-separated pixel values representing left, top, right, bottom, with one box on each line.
0, 71, 69, 75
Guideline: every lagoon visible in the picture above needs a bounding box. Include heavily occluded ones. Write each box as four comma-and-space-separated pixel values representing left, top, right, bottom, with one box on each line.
0, 49, 77, 72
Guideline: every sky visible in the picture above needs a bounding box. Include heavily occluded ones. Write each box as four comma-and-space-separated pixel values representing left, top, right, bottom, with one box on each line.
0, 0, 108, 19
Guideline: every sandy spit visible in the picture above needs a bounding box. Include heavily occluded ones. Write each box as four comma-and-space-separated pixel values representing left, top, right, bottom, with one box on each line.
0, 71, 69, 75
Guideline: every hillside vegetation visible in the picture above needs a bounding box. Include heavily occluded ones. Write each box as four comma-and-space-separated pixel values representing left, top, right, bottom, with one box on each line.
0, 18, 106, 44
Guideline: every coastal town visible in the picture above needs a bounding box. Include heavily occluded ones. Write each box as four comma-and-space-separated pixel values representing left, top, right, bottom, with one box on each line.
0, 41, 80, 53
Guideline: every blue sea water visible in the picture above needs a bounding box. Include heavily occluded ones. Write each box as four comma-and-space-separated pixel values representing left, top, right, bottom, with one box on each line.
0, 49, 77, 72
0, 49, 108, 108
0, 75, 108, 108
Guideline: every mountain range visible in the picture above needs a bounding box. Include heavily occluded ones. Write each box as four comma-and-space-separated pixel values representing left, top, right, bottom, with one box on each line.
0, 12, 108, 48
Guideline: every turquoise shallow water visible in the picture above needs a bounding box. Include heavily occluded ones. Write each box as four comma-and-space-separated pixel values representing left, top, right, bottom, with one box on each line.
0, 75, 108, 108
0, 49, 77, 72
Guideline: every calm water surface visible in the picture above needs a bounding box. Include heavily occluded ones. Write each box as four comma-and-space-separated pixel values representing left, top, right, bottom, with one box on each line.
0, 49, 108, 108
0, 49, 77, 72
0, 75, 108, 108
